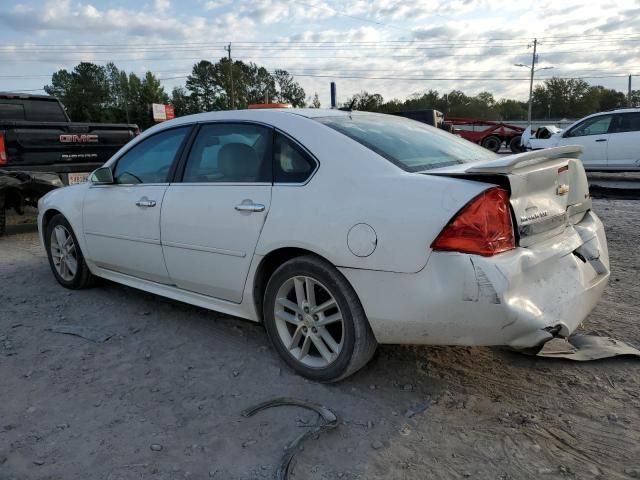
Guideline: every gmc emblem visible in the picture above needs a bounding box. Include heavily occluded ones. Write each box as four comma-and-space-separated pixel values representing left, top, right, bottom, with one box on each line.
60, 134, 99, 143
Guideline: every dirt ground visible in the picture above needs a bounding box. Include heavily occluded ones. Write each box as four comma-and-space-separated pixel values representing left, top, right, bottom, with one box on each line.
1, 199, 639, 480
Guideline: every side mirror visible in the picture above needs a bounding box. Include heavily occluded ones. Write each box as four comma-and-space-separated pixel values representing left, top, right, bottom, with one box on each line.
90, 166, 114, 185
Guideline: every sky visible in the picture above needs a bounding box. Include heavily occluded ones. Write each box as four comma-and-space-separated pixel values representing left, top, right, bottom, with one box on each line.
0, 0, 639, 107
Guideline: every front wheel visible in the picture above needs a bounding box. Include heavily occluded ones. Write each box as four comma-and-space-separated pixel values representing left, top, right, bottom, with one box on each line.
263, 255, 377, 382
44, 214, 95, 289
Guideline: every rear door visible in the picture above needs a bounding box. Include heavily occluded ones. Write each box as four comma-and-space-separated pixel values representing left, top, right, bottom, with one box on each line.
160, 122, 272, 302
83, 126, 191, 283
606, 112, 640, 169
558, 114, 612, 169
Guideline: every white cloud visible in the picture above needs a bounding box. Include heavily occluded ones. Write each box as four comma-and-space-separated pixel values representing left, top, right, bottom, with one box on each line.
0, 0, 637, 102
154, 0, 170, 13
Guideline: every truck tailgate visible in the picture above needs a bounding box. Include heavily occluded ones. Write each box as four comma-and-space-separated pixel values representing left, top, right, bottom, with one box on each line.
4, 122, 136, 168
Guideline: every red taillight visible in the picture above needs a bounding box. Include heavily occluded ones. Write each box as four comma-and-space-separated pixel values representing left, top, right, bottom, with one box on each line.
0, 132, 7, 166
431, 187, 515, 256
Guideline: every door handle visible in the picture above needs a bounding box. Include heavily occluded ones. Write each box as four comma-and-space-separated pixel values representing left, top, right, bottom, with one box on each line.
135, 199, 157, 207
235, 203, 265, 212
595, 139, 607, 142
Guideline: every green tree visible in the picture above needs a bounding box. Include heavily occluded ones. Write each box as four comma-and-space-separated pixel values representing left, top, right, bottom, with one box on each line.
241, 62, 277, 106
343, 91, 384, 111
532, 77, 596, 119
310, 92, 321, 108
186, 60, 226, 112
496, 99, 528, 120
45, 62, 110, 122
273, 69, 306, 107
589, 86, 627, 111
171, 86, 199, 117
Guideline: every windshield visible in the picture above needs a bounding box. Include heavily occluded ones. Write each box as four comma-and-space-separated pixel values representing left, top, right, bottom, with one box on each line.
316, 113, 497, 172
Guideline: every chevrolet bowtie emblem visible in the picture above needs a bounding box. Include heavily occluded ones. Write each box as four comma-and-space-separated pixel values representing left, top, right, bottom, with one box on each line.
556, 184, 570, 196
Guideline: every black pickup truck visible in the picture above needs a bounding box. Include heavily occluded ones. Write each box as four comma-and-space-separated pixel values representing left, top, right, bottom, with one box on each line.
0, 93, 138, 234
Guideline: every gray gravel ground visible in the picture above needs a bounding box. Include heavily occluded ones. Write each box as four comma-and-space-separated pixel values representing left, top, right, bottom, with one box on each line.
1, 199, 639, 480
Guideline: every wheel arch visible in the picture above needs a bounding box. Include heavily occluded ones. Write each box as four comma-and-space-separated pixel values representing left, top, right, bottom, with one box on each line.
252, 247, 340, 322
42, 208, 63, 232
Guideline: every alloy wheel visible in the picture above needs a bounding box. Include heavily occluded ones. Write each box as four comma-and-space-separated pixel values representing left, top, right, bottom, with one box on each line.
274, 276, 345, 368
50, 225, 78, 281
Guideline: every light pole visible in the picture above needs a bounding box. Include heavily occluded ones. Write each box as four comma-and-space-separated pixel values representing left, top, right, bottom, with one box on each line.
514, 63, 553, 126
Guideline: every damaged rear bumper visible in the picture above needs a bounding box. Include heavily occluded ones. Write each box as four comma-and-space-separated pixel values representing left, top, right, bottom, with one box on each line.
339, 211, 609, 348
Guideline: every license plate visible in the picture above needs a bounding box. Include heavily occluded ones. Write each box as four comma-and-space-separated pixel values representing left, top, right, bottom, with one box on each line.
68, 172, 89, 185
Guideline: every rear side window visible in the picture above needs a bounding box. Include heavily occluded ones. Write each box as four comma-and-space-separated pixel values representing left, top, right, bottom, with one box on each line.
273, 132, 316, 183
316, 113, 496, 172
182, 123, 271, 183
611, 113, 640, 133
0, 103, 25, 121
114, 127, 190, 184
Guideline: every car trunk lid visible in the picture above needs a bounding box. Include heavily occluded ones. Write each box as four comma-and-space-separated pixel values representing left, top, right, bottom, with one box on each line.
425, 146, 591, 247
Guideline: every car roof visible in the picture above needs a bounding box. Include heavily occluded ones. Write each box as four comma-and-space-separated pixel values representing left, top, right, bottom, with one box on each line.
139, 108, 378, 136
592, 107, 640, 115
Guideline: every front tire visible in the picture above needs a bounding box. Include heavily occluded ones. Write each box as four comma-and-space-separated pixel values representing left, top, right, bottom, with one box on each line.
263, 255, 377, 382
44, 214, 94, 289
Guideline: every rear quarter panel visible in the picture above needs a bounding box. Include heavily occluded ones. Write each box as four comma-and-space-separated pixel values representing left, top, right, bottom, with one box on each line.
256, 114, 492, 273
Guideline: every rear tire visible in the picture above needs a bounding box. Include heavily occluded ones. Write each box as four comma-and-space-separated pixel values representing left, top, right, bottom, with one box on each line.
482, 135, 502, 152
44, 214, 95, 289
509, 136, 524, 153
263, 255, 377, 382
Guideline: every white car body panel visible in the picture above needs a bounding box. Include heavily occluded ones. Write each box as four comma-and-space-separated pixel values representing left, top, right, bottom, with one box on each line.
83, 184, 171, 283
161, 183, 272, 302
38, 109, 610, 349
606, 130, 640, 169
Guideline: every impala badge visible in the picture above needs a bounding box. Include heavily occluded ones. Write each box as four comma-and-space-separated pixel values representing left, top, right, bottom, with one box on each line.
520, 209, 549, 224
556, 184, 570, 196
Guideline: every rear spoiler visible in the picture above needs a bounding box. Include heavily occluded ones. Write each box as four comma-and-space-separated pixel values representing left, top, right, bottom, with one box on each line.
465, 145, 583, 174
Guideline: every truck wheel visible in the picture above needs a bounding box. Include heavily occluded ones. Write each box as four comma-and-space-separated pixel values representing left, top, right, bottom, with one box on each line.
482, 135, 502, 152
0, 191, 6, 236
509, 136, 524, 153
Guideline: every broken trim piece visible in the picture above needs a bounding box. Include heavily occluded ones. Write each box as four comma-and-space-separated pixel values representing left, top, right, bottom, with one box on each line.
241, 397, 338, 480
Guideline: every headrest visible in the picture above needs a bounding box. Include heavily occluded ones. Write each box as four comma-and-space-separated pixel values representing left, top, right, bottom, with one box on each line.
218, 143, 259, 180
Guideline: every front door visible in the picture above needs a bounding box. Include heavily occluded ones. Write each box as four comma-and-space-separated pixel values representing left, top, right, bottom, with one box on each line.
161, 122, 273, 302
83, 126, 191, 283
559, 114, 612, 169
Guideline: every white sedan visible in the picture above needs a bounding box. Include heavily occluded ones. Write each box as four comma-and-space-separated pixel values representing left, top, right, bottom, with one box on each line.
38, 109, 610, 381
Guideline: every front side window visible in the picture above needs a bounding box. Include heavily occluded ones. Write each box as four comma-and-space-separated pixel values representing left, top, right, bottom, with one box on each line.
567, 115, 612, 137
610, 113, 640, 133
113, 126, 190, 184
316, 113, 496, 172
182, 123, 271, 183
273, 132, 316, 183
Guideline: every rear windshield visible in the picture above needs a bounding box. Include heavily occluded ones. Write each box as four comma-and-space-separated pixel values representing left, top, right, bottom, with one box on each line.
0, 98, 67, 122
316, 113, 496, 172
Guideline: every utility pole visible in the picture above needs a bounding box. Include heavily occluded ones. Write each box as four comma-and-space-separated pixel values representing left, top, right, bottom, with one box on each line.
629, 75, 633, 107
225, 43, 235, 109
527, 38, 537, 127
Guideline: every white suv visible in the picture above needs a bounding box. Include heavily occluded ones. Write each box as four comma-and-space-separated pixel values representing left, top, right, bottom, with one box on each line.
529, 108, 640, 171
